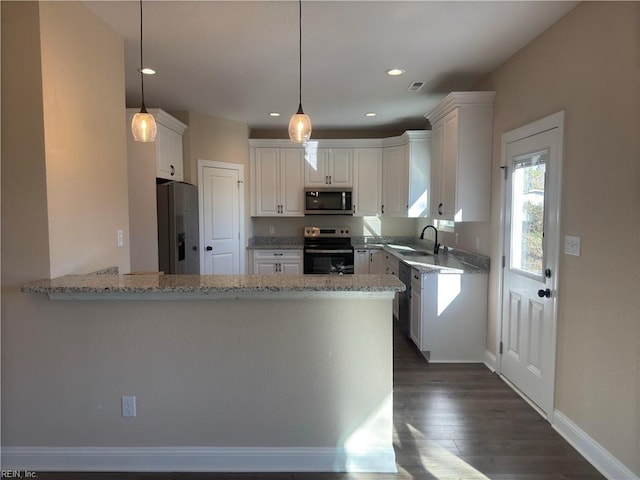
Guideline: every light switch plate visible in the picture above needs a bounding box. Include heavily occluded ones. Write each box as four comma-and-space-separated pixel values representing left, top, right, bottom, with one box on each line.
564, 235, 581, 256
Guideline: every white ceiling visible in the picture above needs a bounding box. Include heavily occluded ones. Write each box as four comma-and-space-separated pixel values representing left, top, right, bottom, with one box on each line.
85, 1, 577, 134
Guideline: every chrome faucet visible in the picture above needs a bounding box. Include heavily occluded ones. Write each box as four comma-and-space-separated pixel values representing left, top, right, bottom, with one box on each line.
419, 225, 441, 254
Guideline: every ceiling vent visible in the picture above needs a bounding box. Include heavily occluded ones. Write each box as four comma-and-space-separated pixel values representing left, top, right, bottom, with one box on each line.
407, 81, 425, 92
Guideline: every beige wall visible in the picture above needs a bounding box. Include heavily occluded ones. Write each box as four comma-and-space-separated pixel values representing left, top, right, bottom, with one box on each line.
174, 110, 252, 240
1, 1, 51, 286
470, 2, 639, 473
39, 2, 130, 277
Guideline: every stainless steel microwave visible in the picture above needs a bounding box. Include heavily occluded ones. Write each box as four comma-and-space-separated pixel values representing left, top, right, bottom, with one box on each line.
304, 188, 353, 215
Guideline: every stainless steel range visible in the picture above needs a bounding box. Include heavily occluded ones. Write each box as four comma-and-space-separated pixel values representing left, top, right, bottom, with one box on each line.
303, 226, 354, 275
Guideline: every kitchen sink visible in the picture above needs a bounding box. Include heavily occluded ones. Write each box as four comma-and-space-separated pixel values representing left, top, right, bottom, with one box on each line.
401, 250, 433, 257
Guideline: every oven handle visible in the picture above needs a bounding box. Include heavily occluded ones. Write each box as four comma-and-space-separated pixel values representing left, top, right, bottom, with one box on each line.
305, 249, 354, 254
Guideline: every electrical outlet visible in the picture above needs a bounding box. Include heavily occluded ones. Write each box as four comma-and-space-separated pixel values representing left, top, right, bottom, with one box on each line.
122, 396, 136, 417
268, 225, 275, 235
117, 230, 124, 248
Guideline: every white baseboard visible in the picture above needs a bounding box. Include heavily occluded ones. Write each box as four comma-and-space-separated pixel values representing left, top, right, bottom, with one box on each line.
552, 410, 638, 480
2, 446, 397, 473
484, 349, 496, 372
0, 446, 397, 473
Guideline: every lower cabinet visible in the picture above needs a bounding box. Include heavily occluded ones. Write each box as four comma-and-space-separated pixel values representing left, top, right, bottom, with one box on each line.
410, 269, 488, 362
383, 251, 401, 320
252, 250, 303, 275
354, 248, 384, 274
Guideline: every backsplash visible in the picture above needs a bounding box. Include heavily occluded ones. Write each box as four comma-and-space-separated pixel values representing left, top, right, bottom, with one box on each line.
252, 216, 418, 237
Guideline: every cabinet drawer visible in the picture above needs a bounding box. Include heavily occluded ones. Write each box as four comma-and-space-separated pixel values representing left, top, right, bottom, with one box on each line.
253, 249, 303, 260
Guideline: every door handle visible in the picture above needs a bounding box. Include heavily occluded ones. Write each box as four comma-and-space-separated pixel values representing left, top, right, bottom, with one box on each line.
206, 246, 213, 251
438, 203, 443, 215
537, 288, 551, 298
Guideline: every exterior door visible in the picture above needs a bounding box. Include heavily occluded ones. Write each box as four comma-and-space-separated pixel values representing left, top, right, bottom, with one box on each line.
500, 112, 563, 416
199, 161, 244, 274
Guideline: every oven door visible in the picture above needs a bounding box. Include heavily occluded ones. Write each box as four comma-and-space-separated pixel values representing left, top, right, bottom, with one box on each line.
304, 248, 354, 274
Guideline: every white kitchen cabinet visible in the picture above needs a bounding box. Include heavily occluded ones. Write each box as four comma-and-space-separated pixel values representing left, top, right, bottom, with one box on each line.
370, 250, 385, 274
381, 131, 430, 217
252, 250, 303, 275
410, 268, 488, 362
353, 148, 382, 216
251, 147, 305, 217
354, 249, 371, 274
305, 148, 353, 187
425, 91, 495, 222
383, 250, 401, 320
354, 248, 383, 273
410, 270, 422, 347
127, 108, 187, 182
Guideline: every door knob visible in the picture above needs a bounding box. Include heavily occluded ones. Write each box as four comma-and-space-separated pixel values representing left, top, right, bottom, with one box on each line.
206, 246, 213, 251
537, 288, 551, 298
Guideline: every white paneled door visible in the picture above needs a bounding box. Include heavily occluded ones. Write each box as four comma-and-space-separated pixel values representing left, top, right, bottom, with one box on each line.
199, 161, 244, 274
500, 112, 564, 416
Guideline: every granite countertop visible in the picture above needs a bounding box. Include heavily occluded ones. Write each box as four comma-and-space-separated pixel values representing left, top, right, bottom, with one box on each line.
247, 237, 304, 250
23, 273, 405, 300
382, 244, 490, 274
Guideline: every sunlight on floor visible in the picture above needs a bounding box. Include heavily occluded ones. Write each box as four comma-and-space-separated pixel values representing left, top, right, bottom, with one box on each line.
403, 423, 490, 480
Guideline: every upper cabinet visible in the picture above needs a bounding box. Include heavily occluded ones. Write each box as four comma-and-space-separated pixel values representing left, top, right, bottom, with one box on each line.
126, 108, 187, 182
353, 147, 382, 216
250, 146, 305, 217
381, 131, 431, 218
249, 134, 430, 218
304, 147, 353, 187
425, 91, 495, 222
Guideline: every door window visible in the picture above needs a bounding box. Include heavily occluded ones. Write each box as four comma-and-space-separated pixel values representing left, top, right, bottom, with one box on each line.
510, 150, 547, 281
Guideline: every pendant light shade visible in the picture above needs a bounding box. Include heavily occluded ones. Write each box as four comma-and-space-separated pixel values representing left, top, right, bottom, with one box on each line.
131, 0, 157, 142
288, 104, 312, 143
289, 0, 311, 143
131, 108, 157, 142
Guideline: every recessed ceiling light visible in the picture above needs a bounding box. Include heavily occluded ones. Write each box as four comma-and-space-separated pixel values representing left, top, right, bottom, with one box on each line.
365, 112, 377, 117
140, 67, 156, 75
269, 112, 281, 117
386, 68, 405, 76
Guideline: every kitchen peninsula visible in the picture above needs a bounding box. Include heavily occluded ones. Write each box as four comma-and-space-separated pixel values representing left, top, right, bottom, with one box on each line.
17, 273, 404, 472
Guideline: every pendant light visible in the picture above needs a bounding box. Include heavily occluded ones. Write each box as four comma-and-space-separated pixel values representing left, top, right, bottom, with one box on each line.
288, 0, 312, 143
131, 0, 157, 142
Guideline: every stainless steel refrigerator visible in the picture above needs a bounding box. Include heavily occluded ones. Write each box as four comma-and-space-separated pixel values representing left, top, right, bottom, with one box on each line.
157, 181, 200, 274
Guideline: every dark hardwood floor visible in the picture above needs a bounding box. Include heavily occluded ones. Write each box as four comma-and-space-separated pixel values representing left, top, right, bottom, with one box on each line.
37, 323, 604, 480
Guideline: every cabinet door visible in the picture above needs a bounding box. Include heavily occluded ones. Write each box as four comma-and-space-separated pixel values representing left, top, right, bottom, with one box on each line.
354, 249, 371, 274
280, 149, 305, 216
353, 148, 382, 216
370, 250, 385, 274
441, 110, 459, 218
254, 148, 281, 216
254, 260, 278, 275
382, 145, 408, 216
410, 276, 422, 349
281, 260, 302, 275
429, 121, 444, 217
329, 148, 353, 187
305, 148, 329, 186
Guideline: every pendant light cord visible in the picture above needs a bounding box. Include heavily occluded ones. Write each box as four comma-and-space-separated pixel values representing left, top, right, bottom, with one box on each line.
139, 0, 147, 111
298, 0, 302, 109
